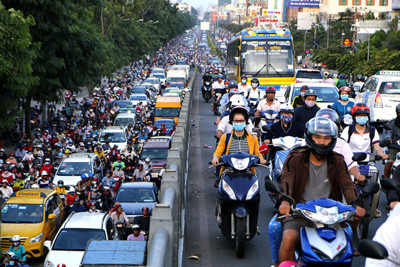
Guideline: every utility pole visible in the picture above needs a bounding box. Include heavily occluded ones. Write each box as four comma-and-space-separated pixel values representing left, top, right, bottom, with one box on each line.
304, 30, 307, 51
326, 14, 330, 48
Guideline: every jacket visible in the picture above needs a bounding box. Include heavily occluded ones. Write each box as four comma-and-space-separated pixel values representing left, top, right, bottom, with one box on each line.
384, 118, 400, 144
280, 147, 356, 205
293, 104, 320, 130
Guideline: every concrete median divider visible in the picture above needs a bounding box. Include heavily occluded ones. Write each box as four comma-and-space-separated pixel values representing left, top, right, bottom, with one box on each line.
147, 69, 198, 267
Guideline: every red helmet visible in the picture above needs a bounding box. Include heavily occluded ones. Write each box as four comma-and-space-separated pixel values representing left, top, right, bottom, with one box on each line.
57, 264, 67, 267
351, 103, 370, 116
339, 86, 351, 94
265, 86, 276, 94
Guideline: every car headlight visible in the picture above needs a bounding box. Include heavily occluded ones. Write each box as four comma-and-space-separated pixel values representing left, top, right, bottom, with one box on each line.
231, 157, 250, 171
45, 260, 55, 267
301, 205, 339, 225
29, 233, 43, 243
222, 180, 236, 200
246, 180, 259, 200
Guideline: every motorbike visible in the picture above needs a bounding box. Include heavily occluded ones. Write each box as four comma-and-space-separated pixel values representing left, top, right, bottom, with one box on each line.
264, 136, 305, 204
212, 88, 224, 116
247, 98, 259, 120
115, 220, 129, 240
202, 81, 212, 102
258, 110, 278, 131
213, 152, 264, 258
114, 176, 123, 192
266, 180, 380, 266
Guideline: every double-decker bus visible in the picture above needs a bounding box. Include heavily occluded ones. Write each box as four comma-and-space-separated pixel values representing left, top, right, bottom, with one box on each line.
226, 28, 295, 97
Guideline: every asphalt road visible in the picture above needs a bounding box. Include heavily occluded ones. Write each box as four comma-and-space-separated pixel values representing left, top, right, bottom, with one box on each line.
182, 75, 389, 266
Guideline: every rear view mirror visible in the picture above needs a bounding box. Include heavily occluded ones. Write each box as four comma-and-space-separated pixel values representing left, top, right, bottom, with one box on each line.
262, 125, 272, 133
361, 182, 380, 195
358, 239, 388, 260
380, 139, 391, 147
380, 178, 400, 191
265, 180, 282, 194
352, 153, 367, 162
48, 213, 56, 220
383, 124, 392, 131
234, 57, 239, 65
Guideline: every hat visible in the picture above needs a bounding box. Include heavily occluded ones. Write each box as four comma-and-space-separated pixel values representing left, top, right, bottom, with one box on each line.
132, 224, 140, 230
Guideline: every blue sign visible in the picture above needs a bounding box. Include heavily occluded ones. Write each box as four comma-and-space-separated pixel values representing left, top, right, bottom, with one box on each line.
287, 0, 320, 8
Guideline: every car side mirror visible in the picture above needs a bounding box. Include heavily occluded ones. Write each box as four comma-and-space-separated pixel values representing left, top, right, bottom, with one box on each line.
44, 240, 52, 250
358, 239, 388, 260
48, 213, 57, 220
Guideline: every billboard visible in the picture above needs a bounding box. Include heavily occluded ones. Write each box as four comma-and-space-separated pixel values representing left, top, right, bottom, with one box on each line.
297, 12, 317, 30
212, 12, 218, 23
200, 22, 210, 31
287, 0, 320, 8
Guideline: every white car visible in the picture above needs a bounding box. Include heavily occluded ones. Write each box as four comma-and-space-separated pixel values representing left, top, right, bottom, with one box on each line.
284, 83, 339, 109
44, 212, 116, 267
99, 126, 128, 151
129, 93, 148, 106
295, 69, 324, 83
146, 77, 161, 91
114, 112, 136, 129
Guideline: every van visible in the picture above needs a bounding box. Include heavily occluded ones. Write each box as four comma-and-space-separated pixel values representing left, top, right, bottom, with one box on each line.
1, 189, 66, 259
154, 96, 181, 124
140, 139, 171, 178
114, 112, 136, 129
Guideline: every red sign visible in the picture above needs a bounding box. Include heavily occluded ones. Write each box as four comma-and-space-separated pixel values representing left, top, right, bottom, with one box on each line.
343, 38, 351, 46
212, 13, 218, 23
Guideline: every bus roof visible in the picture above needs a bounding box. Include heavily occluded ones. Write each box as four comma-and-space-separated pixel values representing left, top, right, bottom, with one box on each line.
240, 28, 292, 40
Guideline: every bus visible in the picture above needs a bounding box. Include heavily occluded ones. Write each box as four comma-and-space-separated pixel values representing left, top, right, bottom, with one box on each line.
226, 28, 295, 98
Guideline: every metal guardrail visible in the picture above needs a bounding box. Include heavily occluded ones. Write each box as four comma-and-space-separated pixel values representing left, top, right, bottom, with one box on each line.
147, 228, 169, 267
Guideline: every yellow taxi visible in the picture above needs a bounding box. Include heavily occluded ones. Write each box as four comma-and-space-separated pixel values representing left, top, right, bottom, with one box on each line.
1, 189, 65, 259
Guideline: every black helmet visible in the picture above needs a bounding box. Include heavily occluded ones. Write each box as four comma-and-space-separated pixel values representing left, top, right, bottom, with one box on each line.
229, 106, 249, 124
316, 108, 341, 128
356, 74, 363, 81
327, 73, 333, 78
304, 89, 318, 98
396, 103, 400, 114
250, 77, 259, 85
241, 74, 247, 79
305, 117, 338, 155
57, 180, 64, 185
228, 81, 238, 89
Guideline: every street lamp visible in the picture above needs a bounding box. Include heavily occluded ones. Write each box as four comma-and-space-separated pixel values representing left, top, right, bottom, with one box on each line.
341, 32, 345, 45
138, 19, 144, 23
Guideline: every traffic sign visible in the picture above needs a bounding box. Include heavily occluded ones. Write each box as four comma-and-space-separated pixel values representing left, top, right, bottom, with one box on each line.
305, 49, 310, 54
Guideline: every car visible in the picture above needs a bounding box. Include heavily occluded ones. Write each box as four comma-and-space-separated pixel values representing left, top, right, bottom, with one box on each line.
129, 94, 148, 106
130, 86, 147, 95
109, 100, 132, 109
359, 70, 400, 125
115, 182, 159, 223
44, 212, 116, 267
54, 153, 103, 188
114, 112, 136, 128
1, 189, 66, 259
99, 126, 128, 151
152, 73, 166, 85
284, 83, 339, 109
145, 77, 161, 91
140, 138, 171, 178
295, 69, 324, 83
154, 118, 175, 132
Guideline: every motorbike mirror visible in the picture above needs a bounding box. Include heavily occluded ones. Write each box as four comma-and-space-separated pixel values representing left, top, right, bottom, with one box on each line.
265, 180, 282, 194
383, 124, 392, 131
352, 153, 367, 162
358, 239, 388, 260
380, 178, 400, 191
361, 182, 380, 195
262, 125, 272, 133
327, 105, 333, 109
379, 139, 391, 147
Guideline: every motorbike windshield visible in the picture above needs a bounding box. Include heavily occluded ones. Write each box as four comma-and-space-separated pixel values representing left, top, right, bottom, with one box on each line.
52, 228, 106, 251
1, 204, 44, 223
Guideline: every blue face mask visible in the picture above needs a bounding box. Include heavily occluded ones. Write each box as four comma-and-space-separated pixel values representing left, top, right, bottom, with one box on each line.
281, 114, 293, 123
356, 116, 368, 125
9, 261, 14, 266
341, 94, 349, 101
232, 122, 246, 131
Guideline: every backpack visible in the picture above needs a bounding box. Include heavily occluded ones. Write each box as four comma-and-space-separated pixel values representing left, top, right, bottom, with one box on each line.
347, 124, 375, 153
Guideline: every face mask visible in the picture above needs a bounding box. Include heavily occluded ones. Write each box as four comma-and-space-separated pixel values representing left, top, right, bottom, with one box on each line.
251, 83, 258, 88
58, 184, 63, 187
9, 261, 14, 266
13, 242, 19, 246
340, 94, 348, 101
305, 100, 315, 108
232, 122, 246, 131
356, 116, 368, 125
300, 92, 305, 97
280, 114, 293, 123
241, 80, 247, 84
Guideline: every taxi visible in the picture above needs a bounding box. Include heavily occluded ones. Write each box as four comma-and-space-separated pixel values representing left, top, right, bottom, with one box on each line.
359, 70, 400, 125
1, 189, 65, 259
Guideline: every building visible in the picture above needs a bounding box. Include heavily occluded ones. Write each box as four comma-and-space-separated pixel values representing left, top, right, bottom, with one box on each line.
319, 0, 394, 19
177, 3, 192, 13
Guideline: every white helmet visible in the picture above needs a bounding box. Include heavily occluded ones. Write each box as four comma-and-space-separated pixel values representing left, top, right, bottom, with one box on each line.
229, 94, 245, 108
145, 158, 151, 163
41, 170, 49, 176
31, 184, 39, 188
11, 235, 21, 242
279, 103, 294, 114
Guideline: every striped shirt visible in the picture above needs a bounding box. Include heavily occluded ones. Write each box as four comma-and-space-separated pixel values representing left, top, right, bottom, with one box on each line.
228, 134, 250, 154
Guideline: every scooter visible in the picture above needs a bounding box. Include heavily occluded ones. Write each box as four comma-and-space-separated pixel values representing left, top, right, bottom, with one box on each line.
202, 81, 212, 102
266, 180, 380, 266
213, 152, 264, 258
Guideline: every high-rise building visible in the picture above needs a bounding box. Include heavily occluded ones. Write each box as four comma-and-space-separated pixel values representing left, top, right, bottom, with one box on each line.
218, 0, 232, 6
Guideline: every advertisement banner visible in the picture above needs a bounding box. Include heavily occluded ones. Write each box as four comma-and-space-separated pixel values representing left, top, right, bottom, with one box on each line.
212, 12, 218, 23
287, 0, 320, 8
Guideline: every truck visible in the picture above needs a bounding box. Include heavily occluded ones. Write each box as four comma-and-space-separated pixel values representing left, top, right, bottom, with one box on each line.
80, 240, 146, 266
166, 68, 188, 86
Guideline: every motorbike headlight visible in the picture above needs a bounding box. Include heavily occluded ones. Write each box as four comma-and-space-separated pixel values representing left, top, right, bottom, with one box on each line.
246, 180, 259, 200
45, 260, 55, 267
301, 205, 339, 225
29, 233, 43, 243
222, 180, 236, 200
231, 157, 250, 171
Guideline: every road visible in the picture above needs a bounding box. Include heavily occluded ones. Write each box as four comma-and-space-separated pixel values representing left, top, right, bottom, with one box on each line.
183, 74, 389, 266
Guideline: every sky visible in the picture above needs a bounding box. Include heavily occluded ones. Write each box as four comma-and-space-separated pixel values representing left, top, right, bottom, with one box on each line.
183, 0, 217, 17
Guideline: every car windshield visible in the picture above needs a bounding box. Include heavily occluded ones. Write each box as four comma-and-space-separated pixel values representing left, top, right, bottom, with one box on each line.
129, 95, 147, 101
154, 121, 175, 129
153, 70, 164, 74
52, 229, 106, 251
114, 118, 134, 127
115, 101, 131, 108
147, 79, 158, 84
296, 71, 323, 79
170, 82, 184, 89
116, 188, 156, 203
132, 88, 146, 94
1, 204, 44, 223
379, 81, 400, 94
141, 148, 168, 159
168, 77, 185, 83
100, 132, 126, 143
153, 74, 165, 78
57, 162, 92, 176
292, 86, 339, 102
155, 108, 180, 117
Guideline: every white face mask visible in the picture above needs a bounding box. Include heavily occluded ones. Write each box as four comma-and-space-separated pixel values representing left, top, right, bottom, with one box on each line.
241, 79, 247, 84
251, 83, 258, 88
13, 242, 19, 246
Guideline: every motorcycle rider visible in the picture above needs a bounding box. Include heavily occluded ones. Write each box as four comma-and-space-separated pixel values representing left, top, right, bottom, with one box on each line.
211, 74, 225, 112
245, 77, 264, 102
8, 235, 26, 265
278, 117, 365, 264
324, 73, 336, 85
293, 89, 320, 130
291, 85, 308, 109
254, 86, 280, 118
56, 180, 67, 195
238, 75, 251, 95
219, 82, 248, 114
352, 74, 365, 95
127, 224, 145, 241
133, 207, 151, 235
336, 74, 349, 88
382, 103, 400, 178
37, 171, 53, 188
212, 107, 266, 187
332, 86, 355, 119
201, 69, 214, 98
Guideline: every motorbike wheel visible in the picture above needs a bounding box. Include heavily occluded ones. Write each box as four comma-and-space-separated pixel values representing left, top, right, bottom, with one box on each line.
357, 216, 370, 239
235, 217, 246, 258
